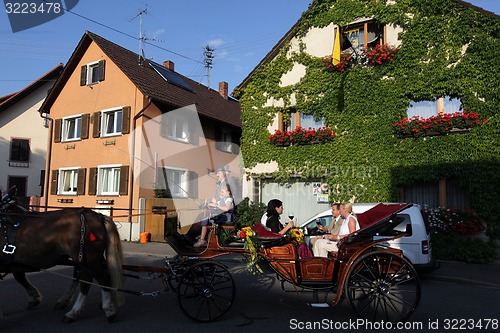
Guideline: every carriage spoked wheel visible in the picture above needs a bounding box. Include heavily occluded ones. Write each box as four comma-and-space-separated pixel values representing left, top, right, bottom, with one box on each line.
177, 261, 235, 322
344, 251, 421, 322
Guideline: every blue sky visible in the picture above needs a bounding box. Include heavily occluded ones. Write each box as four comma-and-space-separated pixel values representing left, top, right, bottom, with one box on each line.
0, 0, 499, 98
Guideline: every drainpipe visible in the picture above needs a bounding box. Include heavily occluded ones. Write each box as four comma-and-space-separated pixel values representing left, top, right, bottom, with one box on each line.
128, 97, 152, 241
40, 113, 53, 212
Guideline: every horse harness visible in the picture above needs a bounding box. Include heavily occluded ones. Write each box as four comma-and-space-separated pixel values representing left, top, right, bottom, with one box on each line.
0, 204, 95, 266
0, 199, 25, 264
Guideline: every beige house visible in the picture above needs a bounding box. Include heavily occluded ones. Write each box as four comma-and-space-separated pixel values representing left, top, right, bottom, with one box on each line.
39, 31, 241, 240
0, 65, 63, 200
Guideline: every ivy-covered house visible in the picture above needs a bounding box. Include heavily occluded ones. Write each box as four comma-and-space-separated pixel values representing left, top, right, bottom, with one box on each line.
234, 0, 499, 225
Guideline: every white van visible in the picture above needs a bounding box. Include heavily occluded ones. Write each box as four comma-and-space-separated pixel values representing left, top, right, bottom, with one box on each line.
299, 203, 436, 272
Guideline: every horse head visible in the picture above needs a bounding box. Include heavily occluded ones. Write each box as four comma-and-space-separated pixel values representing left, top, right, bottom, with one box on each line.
0, 186, 19, 214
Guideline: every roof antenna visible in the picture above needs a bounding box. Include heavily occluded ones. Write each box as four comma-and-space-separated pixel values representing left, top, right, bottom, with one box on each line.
131, 6, 162, 65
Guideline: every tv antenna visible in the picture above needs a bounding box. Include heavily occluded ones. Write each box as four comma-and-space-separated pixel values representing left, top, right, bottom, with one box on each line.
131, 6, 163, 64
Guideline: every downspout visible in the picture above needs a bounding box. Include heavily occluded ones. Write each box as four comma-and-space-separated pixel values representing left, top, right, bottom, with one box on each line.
128, 97, 152, 241
41, 113, 53, 212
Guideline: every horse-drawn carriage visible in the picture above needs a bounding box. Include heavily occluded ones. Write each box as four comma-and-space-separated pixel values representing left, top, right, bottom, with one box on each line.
159, 202, 421, 322
1, 187, 420, 324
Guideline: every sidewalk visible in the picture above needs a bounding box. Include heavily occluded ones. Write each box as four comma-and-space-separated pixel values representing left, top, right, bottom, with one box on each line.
121, 240, 177, 258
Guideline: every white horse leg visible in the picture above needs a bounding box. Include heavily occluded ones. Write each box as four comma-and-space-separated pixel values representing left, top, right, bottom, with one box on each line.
101, 290, 118, 321
63, 292, 86, 322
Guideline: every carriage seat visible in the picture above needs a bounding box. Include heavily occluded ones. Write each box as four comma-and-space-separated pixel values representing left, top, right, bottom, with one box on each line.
251, 223, 287, 247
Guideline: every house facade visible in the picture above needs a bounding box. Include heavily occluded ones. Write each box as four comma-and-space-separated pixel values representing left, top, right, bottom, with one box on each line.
40, 32, 241, 240
0, 65, 63, 201
234, 0, 499, 224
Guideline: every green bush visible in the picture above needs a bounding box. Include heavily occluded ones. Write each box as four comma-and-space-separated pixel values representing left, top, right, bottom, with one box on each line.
235, 197, 266, 229
432, 232, 498, 264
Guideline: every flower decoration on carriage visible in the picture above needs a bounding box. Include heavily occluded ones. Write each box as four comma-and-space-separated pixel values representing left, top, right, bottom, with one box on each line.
286, 227, 305, 244
238, 226, 263, 274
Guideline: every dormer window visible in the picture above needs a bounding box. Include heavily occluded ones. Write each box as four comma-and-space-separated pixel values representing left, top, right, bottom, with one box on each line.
80, 60, 105, 86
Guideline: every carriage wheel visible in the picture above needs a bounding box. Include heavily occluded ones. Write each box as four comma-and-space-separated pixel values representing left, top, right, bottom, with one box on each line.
344, 251, 420, 322
177, 261, 235, 322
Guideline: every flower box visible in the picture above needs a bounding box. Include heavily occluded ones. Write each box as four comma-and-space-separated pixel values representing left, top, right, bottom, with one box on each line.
269, 126, 336, 146
323, 44, 398, 72
364, 44, 398, 65
393, 111, 487, 138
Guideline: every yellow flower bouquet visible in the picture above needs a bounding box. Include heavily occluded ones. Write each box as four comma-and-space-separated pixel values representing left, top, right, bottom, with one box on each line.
238, 226, 263, 274
287, 227, 305, 244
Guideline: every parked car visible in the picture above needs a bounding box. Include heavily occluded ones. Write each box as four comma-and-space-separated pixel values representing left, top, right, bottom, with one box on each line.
299, 203, 436, 272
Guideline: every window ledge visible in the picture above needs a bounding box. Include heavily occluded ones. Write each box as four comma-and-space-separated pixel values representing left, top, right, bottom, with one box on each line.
397, 127, 472, 138
272, 140, 329, 147
9, 161, 29, 167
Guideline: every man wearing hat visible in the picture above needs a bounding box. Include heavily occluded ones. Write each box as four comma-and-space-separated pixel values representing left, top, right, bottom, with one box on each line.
184, 165, 239, 246
212, 165, 237, 204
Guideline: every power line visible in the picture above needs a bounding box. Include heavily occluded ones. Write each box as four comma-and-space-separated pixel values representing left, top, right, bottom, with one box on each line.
50, 0, 203, 65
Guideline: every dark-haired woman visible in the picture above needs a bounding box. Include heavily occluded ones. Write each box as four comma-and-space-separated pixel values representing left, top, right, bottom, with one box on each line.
263, 199, 294, 235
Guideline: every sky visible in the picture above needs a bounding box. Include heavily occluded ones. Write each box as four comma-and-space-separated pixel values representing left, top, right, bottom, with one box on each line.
0, 0, 499, 98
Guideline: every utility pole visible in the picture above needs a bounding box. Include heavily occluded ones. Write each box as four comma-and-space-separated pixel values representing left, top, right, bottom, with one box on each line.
203, 45, 214, 88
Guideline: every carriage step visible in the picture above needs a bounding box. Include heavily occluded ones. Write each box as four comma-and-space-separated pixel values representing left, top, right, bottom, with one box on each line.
308, 303, 330, 308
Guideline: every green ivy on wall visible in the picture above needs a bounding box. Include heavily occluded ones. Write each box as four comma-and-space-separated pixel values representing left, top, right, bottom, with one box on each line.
235, 0, 500, 224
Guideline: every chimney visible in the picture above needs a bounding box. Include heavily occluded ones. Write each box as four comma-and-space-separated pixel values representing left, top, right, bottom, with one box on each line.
219, 81, 228, 100
163, 60, 174, 71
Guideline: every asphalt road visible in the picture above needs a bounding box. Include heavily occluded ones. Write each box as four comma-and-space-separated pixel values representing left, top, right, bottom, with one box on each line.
0, 241, 499, 333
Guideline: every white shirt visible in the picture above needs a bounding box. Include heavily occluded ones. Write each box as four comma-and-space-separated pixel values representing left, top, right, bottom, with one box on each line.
339, 213, 360, 236
260, 212, 271, 231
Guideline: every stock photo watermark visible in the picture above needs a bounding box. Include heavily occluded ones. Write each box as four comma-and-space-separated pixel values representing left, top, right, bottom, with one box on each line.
4, 0, 79, 32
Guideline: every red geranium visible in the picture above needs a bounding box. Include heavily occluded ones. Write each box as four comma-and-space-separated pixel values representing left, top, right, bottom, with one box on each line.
393, 110, 486, 137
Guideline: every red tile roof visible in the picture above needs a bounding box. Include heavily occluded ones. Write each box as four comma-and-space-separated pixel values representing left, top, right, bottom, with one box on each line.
40, 31, 241, 128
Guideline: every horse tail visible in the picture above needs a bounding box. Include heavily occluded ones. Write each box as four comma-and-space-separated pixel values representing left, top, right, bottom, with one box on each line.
103, 216, 125, 307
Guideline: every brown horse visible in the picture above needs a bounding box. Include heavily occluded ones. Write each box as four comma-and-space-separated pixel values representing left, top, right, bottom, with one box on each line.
0, 202, 124, 322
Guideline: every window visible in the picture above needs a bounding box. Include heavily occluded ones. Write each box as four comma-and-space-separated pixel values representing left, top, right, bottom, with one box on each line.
7, 176, 27, 197
50, 168, 86, 195
92, 107, 130, 138
283, 111, 326, 131
344, 21, 384, 50
80, 60, 105, 86
156, 167, 189, 198
88, 165, 128, 196
58, 168, 79, 195
401, 178, 469, 210
407, 96, 462, 119
54, 114, 89, 143
215, 128, 239, 154
101, 109, 123, 136
9, 138, 30, 163
98, 165, 121, 195
162, 113, 189, 142
62, 116, 82, 141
